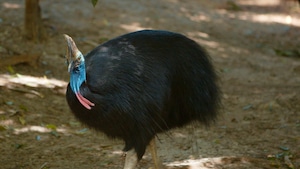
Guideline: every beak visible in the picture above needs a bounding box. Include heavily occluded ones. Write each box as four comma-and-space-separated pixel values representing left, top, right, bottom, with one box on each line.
63, 34, 83, 72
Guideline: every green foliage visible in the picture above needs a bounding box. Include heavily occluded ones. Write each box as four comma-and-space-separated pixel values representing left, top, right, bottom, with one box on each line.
91, 0, 98, 7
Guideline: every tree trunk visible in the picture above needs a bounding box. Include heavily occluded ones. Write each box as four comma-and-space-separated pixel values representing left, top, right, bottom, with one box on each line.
24, 0, 46, 42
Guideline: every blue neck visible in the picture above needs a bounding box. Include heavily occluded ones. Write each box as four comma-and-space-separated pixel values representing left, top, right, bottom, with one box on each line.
70, 61, 86, 94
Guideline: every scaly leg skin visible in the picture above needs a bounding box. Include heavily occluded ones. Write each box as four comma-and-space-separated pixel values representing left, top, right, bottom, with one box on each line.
149, 138, 162, 169
124, 149, 138, 169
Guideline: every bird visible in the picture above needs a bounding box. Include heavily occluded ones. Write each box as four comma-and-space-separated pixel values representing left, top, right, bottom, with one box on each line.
64, 30, 220, 169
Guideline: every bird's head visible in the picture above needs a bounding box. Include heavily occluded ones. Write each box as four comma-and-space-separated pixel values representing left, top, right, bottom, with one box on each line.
64, 34, 85, 73
64, 34, 94, 110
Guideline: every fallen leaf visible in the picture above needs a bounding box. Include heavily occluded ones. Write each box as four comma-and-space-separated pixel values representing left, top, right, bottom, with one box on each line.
76, 128, 88, 134
0, 125, 6, 131
18, 116, 26, 125
36, 135, 41, 141
50, 131, 60, 137
19, 105, 28, 112
69, 121, 81, 127
15, 143, 24, 149
279, 146, 289, 151
275, 49, 300, 58
284, 155, 295, 169
243, 104, 253, 110
7, 66, 15, 74
46, 124, 57, 131
5, 101, 13, 105
225, 1, 242, 11
91, 0, 98, 7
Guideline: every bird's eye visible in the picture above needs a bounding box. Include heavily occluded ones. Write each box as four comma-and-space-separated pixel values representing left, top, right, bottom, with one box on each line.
73, 66, 79, 73
73, 66, 80, 73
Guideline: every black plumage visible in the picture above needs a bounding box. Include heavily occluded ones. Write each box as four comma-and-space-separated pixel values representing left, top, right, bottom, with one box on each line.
65, 30, 220, 167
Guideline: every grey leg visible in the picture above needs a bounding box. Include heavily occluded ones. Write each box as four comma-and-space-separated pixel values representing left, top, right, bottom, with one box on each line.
149, 138, 162, 169
124, 149, 138, 169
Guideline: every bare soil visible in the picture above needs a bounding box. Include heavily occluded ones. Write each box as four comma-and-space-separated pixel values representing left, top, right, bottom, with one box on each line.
0, 0, 299, 169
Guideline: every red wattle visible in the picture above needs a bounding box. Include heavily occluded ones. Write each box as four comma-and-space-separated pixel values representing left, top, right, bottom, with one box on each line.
76, 93, 95, 110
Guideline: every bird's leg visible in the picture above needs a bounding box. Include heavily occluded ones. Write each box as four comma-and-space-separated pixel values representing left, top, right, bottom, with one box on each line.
123, 149, 138, 169
149, 138, 162, 169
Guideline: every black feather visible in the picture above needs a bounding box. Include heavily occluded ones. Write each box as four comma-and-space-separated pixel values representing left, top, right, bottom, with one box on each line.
66, 30, 221, 160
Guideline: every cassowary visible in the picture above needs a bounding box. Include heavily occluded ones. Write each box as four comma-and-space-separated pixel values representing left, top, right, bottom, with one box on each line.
64, 30, 220, 169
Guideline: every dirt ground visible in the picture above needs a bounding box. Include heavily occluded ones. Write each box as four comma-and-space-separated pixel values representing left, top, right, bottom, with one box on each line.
0, 0, 299, 168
